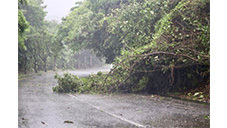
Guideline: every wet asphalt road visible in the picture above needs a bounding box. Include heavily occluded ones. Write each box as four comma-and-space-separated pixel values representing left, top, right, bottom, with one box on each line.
18, 66, 209, 128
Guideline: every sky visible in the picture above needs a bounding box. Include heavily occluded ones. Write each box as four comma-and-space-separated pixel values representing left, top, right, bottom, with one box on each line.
43, 0, 82, 22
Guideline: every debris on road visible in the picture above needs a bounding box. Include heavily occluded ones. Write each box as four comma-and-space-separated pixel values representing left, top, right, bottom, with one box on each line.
64, 120, 74, 124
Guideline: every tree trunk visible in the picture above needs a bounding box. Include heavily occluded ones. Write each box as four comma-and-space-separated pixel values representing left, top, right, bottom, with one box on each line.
38, 64, 42, 71
44, 60, 47, 72
24, 56, 27, 74
90, 55, 92, 67
84, 56, 86, 69
34, 62, 38, 73
53, 57, 56, 71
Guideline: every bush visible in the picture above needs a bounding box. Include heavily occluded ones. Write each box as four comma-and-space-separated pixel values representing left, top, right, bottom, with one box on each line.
53, 73, 83, 93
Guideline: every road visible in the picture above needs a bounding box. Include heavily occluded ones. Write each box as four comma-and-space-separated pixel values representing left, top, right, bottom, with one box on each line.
18, 66, 209, 128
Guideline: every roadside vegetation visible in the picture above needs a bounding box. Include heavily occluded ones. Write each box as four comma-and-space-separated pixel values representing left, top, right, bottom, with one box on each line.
18, 0, 105, 75
19, 0, 210, 102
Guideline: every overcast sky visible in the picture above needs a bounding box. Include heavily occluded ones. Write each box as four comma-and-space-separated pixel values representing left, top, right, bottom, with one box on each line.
43, 0, 83, 22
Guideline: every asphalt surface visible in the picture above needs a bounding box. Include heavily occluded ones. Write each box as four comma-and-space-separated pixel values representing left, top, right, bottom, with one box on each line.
18, 66, 210, 128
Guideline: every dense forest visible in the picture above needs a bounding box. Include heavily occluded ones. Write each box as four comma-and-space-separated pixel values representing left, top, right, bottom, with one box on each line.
19, 0, 210, 96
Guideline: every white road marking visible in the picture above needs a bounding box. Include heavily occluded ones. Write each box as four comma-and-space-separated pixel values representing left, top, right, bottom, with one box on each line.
68, 94, 146, 128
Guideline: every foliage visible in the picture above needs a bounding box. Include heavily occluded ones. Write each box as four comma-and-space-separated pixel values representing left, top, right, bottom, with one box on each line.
20, 0, 209, 95
21, 0, 47, 28
18, 0, 30, 52
53, 0, 210, 94
79, 71, 118, 93
19, 0, 104, 74
99, 0, 210, 94
53, 73, 83, 93
18, 0, 31, 74
58, 0, 125, 63
53, 72, 111, 93
18, 0, 48, 73
106, 0, 178, 48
